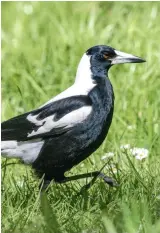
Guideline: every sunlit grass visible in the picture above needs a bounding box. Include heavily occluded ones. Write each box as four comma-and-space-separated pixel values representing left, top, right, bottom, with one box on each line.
1, 2, 160, 233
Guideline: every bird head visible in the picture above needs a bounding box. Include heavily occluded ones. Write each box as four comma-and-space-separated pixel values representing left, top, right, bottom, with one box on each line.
87, 45, 145, 73
75, 45, 145, 84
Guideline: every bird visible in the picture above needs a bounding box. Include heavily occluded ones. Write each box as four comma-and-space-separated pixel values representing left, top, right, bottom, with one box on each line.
1, 45, 145, 190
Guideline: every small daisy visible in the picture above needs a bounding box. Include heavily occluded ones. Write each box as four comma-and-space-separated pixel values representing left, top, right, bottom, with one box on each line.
101, 152, 114, 160
120, 144, 131, 150
110, 164, 118, 174
130, 147, 149, 160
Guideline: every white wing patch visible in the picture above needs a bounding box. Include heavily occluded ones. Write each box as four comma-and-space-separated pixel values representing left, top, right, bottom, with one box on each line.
27, 106, 92, 138
27, 114, 44, 126
1, 139, 44, 164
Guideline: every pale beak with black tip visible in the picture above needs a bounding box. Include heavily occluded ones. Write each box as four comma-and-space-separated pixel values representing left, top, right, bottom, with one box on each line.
111, 50, 146, 65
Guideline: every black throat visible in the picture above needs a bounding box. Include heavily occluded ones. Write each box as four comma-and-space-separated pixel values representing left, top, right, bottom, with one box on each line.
89, 74, 114, 118
86, 73, 115, 145
90, 56, 112, 83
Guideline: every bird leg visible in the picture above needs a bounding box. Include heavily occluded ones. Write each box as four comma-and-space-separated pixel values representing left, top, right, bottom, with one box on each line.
59, 171, 119, 191
40, 171, 119, 192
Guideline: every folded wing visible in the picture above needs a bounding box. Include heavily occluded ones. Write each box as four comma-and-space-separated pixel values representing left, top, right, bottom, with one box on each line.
2, 95, 92, 141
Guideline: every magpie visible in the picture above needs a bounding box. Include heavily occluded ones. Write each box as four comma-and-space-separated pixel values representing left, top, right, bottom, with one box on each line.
1, 45, 145, 190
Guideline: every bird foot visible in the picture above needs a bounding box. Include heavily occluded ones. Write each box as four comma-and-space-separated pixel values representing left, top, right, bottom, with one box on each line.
79, 175, 119, 194
102, 176, 119, 187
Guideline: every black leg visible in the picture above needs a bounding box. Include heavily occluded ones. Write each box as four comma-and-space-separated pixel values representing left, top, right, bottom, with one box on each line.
58, 171, 119, 188
39, 171, 119, 192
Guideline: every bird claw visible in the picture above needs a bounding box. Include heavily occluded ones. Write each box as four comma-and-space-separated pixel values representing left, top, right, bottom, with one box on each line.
102, 176, 119, 187
79, 176, 119, 194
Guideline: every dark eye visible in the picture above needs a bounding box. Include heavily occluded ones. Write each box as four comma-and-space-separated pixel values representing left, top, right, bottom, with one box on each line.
103, 53, 109, 59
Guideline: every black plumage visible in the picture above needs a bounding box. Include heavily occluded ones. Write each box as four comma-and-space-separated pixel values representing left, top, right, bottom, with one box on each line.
32, 79, 114, 182
1, 45, 145, 189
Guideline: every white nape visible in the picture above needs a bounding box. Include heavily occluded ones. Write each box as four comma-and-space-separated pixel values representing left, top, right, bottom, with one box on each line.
27, 106, 92, 137
1, 140, 44, 164
75, 53, 93, 85
40, 53, 96, 107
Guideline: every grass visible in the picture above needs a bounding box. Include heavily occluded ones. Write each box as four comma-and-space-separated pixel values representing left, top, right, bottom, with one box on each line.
1, 1, 160, 233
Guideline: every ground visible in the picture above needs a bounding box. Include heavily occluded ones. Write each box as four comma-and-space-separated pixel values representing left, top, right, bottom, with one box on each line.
1, 2, 160, 233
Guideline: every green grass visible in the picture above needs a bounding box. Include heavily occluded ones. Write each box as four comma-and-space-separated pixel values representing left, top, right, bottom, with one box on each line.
1, 2, 160, 233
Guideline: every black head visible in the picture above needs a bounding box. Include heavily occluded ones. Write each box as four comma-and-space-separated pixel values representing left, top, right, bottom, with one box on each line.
86, 45, 146, 77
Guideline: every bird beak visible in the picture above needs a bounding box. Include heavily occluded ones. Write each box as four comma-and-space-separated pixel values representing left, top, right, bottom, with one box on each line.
111, 50, 146, 65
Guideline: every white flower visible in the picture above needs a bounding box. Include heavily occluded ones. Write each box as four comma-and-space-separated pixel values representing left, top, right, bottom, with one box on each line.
130, 147, 149, 160
120, 144, 131, 150
101, 152, 114, 160
110, 164, 117, 174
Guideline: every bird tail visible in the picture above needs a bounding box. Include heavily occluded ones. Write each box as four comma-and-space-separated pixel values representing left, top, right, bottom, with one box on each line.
1, 139, 44, 164
1, 141, 18, 158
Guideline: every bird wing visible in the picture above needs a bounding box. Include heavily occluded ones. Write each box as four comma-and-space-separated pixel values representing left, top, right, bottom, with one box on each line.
2, 95, 92, 141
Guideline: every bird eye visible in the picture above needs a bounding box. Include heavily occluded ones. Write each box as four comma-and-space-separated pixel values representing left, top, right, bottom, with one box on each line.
103, 53, 109, 59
